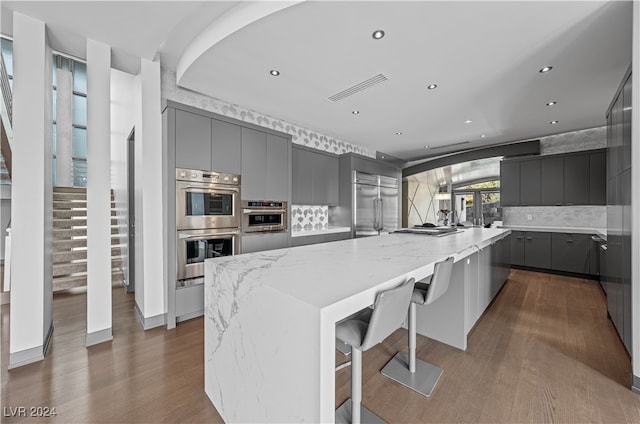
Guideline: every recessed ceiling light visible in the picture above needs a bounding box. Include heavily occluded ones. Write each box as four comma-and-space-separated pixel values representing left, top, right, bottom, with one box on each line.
481, 134, 486, 138
464, 120, 472, 124
381, 155, 385, 159
424, 145, 430, 149
396, 132, 403, 136
539, 66, 553, 73
550, 120, 559, 124
427, 84, 437, 90
372, 30, 385, 40
352, 110, 360, 115
269, 70, 280, 76
546, 101, 557, 106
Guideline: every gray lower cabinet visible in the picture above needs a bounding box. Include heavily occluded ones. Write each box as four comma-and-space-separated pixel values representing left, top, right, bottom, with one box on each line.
175, 109, 212, 171
241, 232, 289, 254
290, 231, 351, 247
551, 233, 590, 274
176, 285, 204, 322
510, 231, 525, 266
212, 119, 241, 174
524, 232, 551, 269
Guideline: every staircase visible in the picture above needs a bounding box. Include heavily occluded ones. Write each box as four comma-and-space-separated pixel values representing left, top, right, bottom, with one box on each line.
53, 187, 125, 291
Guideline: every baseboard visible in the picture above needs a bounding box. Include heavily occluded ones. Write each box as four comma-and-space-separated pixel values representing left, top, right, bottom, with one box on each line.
632, 374, 640, 395
0, 291, 9, 305
86, 327, 113, 347
134, 302, 166, 330
8, 345, 45, 370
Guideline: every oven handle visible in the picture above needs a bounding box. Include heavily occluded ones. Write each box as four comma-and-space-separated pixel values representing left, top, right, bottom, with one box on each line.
242, 209, 287, 214
183, 185, 239, 192
178, 231, 239, 239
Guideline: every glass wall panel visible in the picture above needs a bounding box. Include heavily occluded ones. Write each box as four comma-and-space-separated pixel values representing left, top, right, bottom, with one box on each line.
73, 61, 87, 94
1, 37, 13, 77
72, 159, 87, 187
73, 95, 87, 126
73, 127, 87, 158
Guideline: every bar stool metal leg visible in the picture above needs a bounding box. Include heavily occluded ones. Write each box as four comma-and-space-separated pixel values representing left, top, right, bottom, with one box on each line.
380, 302, 443, 397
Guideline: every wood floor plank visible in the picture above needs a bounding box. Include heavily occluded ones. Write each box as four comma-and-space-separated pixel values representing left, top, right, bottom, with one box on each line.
2, 268, 640, 423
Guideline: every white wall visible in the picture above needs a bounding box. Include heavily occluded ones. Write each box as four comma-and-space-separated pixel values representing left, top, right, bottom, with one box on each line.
0, 185, 11, 262
9, 12, 53, 367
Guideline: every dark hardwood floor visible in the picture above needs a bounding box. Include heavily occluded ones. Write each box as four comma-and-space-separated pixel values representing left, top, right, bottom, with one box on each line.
2, 269, 639, 423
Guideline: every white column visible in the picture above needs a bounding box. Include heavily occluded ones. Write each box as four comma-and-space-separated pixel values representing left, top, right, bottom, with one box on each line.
85, 39, 112, 346
134, 58, 165, 328
9, 12, 54, 369
55, 68, 73, 187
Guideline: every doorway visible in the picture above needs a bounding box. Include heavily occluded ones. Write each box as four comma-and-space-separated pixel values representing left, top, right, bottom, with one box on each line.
452, 181, 501, 227
126, 128, 135, 293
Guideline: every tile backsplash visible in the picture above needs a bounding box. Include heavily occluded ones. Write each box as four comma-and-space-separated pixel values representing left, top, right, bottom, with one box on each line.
291, 205, 329, 232
502, 206, 606, 229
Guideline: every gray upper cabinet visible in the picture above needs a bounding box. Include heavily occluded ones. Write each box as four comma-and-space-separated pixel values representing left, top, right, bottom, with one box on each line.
589, 151, 606, 205
563, 153, 590, 205
292, 145, 339, 205
212, 119, 241, 174
175, 109, 212, 171
541, 156, 563, 206
519, 160, 540, 206
241, 128, 267, 200
266, 134, 289, 201
621, 74, 632, 172
241, 128, 291, 201
500, 161, 520, 206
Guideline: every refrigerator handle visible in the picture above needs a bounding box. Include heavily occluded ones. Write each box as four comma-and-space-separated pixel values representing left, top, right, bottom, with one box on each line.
374, 198, 383, 231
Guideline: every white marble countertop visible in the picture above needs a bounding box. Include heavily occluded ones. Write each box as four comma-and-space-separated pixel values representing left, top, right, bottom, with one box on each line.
499, 225, 606, 239
290, 226, 351, 237
204, 227, 511, 423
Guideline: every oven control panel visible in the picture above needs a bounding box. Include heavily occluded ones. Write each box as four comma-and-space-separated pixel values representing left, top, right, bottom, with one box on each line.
176, 167, 240, 186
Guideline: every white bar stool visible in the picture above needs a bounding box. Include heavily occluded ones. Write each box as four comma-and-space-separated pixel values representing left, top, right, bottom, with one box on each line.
381, 257, 454, 397
335, 278, 416, 424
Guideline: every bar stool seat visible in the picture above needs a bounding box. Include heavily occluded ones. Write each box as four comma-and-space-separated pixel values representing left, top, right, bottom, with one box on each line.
381, 257, 454, 398
335, 278, 415, 424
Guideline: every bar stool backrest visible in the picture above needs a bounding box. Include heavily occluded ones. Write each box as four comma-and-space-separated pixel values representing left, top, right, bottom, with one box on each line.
424, 257, 454, 306
360, 278, 416, 351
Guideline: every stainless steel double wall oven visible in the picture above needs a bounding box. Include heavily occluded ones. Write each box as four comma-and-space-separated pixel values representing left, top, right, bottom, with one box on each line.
176, 168, 241, 287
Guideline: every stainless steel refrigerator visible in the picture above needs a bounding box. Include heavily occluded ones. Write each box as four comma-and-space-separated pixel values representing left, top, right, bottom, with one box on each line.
353, 171, 399, 237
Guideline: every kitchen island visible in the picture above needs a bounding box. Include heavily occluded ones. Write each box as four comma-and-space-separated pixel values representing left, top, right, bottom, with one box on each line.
204, 228, 511, 423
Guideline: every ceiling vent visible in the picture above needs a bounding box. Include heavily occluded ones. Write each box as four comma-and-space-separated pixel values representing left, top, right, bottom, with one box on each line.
429, 141, 471, 150
328, 74, 388, 102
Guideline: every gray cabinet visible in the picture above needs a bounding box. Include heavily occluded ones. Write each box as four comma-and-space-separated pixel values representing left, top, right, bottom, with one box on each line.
519, 160, 540, 206
563, 153, 590, 206
589, 151, 606, 205
241, 128, 267, 200
510, 231, 525, 266
241, 232, 289, 254
551, 233, 590, 274
241, 130, 290, 201
541, 156, 563, 205
524, 232, 551, 269
266, 134, 289, 201
500, 161, 520, 206
290, 231, 351, 247
212, 119, 241, 174
292, 145, 339, 205
175, 109, 212, 170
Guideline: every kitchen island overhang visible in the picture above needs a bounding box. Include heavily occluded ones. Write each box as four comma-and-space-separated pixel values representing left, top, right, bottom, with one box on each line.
204, 228, 511, 423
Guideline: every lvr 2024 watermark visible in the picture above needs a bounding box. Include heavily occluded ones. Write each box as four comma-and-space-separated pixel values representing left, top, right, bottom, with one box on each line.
3, 406, 57, 418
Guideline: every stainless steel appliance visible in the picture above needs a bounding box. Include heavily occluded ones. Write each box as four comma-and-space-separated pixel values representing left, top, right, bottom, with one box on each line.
176, 167, 240, 230
241, 200, 288, 233
353, 171, 399, 237
176, 168, 242, 288
176, 228, 241, 287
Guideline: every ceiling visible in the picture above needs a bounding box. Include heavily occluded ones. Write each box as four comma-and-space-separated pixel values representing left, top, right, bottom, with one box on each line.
1, 1, 634, 163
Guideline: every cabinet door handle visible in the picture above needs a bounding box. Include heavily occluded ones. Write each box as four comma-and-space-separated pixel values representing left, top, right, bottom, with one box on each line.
567, 240, 574, 243
526, 237, 533, 240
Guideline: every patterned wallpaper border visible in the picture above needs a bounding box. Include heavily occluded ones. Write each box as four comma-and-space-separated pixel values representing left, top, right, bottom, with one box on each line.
161, 68, 376, 158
